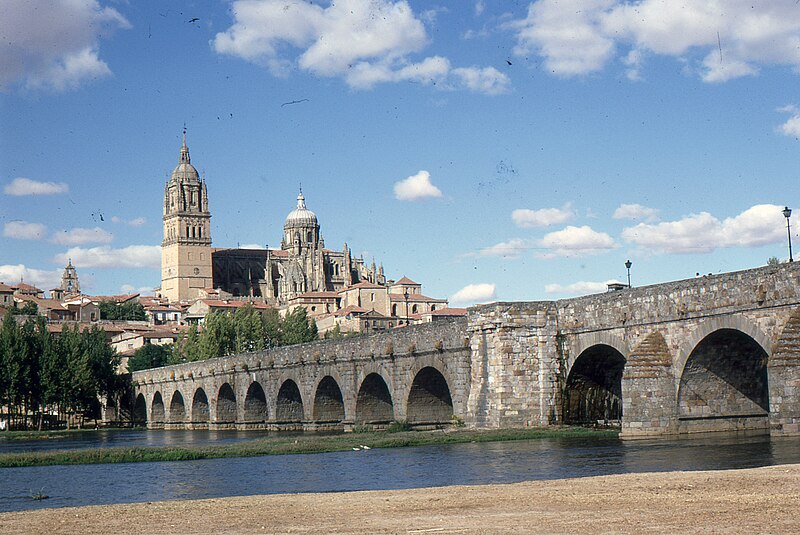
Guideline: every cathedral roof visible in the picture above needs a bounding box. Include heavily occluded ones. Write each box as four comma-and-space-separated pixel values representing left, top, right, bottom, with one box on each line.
170, 130, 200, 183
284, 191, 318, 229
393, 276, 420, 286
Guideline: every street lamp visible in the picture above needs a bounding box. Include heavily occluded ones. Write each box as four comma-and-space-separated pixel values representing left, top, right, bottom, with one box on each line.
403, 289, 409, 326
625, 260, 632, 288
783, 207, 794, 263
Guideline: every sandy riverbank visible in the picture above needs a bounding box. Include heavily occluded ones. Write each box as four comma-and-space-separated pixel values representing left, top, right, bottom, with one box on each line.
2, 464, 799, 534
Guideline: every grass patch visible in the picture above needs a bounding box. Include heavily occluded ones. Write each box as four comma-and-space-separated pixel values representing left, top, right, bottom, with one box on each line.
0, 427, 140, 442
0, 427, 616, 468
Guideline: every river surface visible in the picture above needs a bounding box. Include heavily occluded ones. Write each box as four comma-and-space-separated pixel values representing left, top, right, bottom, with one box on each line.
1, 430, 799, 512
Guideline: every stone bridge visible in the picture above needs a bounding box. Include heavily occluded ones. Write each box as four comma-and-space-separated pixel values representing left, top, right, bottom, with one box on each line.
132, 263, 800, 438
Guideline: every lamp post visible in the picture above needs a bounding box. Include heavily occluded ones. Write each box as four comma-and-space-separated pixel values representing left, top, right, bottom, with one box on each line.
625, 260, 632, 288
783, 207, 794, 263
403, 289, 409, 326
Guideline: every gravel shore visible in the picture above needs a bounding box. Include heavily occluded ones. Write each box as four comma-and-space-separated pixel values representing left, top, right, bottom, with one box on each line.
2, 464, 799, 534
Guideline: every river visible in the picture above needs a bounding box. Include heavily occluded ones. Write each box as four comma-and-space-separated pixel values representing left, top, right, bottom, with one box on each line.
1, 430, 799, 513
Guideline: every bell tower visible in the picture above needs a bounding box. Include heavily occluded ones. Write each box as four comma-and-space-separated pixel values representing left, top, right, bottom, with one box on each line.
160, 129, 212, 302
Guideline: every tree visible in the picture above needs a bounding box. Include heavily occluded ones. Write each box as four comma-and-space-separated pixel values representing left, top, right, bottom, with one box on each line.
282, 307, 318, 346
199, 311, 235, 358
233, 305, 266, 352
127, 344, 171, 372
263, 308, 282, 347
99, 300, 146, 321
768, 256, 781, 266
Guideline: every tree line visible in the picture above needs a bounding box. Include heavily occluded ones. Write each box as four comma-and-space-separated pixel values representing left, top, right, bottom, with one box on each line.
127, 305, 318, 372
0, 314, 122, 430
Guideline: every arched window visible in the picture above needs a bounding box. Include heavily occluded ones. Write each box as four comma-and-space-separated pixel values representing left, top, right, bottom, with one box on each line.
412, 304, 418, 314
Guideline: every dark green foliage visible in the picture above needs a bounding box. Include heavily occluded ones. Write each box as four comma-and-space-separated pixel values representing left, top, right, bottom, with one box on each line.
170, 305, 317, 363
8, 300, 39, 317
0, 317, 124, 430
127, 344, 172, 372
98, 300, 146, 321
282, 307, 317, 346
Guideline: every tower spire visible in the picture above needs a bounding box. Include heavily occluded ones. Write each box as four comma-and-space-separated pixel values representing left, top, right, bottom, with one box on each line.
180, 126, 190, 164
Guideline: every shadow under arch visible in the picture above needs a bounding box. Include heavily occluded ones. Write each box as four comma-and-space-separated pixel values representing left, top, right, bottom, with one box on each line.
132, 393, 147, 426
677, 328, 770, 425
151, 392, 165, 425
276, 379, 304, 424
169, 390, 186, 424
216, 383, 237, 426
356, 372, 394, 426
243, 382, 268, 424
563, 344, 626, 424
313, 376, 345, 423
406, 366, 453, 426
191, 388, 210, 428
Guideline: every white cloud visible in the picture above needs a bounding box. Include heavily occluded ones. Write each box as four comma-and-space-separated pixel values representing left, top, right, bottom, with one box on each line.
112, 216, 147, 227
120, 284, 155, 296
512, 203, 574, 228
475, 1, 486, 17
538, 225, 617, 258
4, 177, 69, 196
509, 1, 800, 82
478, 238, 531, 259
622, 204, 787, 254
451, 66, 510, 95
52, 227, 114, 245
239, 243, 267, 250
778, 105, 800, 138
0, 0, 129, 92
0, 264, 61, 291
393, 170, 443, 201
613, 203, 659, 222
450, 283, 496, 305
55, 245, 161, 269
213, 0, 508, 94
3, 221, 47, 240
545, 280, 621, 295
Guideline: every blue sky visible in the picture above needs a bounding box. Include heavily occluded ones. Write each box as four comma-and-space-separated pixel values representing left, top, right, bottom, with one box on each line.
1, 0, 799, 305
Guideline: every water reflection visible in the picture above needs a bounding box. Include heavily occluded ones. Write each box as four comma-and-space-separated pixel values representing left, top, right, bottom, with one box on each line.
1, 432, 799, 513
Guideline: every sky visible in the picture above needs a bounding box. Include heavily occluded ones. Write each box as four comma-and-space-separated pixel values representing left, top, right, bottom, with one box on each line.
1, 0, 799, 306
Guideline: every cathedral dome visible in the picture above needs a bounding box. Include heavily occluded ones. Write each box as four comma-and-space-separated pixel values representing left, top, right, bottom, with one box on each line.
171, 131, 200, 183
284, 191, 318, 229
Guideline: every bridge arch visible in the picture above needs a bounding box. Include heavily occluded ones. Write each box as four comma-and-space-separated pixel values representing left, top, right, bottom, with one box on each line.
677, 327, 770, 427
216, 383, 237, 426
191, 387, 210, 427
132, 393, 147, 426
276, 379, 304, 424
243, 381, 268, 424
356, 372, 394, 425
169, 390, 186, 424
568, 332, 629, 373
674, 315, 772, 385
563, 344, 626, 424
406, 366, 453, 426
151, 391, 165, 425
312, 376, 345, 423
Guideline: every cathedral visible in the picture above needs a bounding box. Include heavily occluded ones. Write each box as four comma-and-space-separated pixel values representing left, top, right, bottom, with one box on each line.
159, 133, 387, 305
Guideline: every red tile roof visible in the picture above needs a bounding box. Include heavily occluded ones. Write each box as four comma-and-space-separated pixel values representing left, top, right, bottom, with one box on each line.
393, 276, 420, 286
0, 283, 14, 293
334, 305, 369, 317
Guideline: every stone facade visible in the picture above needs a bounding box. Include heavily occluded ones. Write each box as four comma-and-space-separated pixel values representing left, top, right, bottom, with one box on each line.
136, 262, 800, 438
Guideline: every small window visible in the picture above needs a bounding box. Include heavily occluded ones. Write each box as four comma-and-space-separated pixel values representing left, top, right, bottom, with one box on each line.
370, 293, 375, 302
